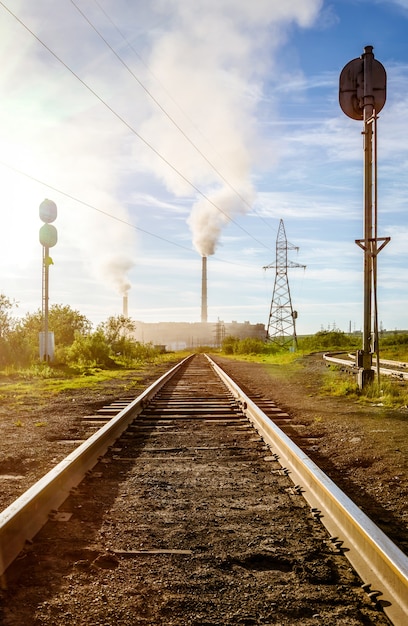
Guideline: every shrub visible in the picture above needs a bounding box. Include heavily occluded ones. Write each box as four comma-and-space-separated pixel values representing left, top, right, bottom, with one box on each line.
235, 338, 267, 355
66, 331, 113, 368
299, 330, 359, 352
221, 336, 279, 356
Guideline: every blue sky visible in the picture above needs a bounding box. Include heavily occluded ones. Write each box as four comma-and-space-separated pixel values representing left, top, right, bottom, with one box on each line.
1, 0, 408, 335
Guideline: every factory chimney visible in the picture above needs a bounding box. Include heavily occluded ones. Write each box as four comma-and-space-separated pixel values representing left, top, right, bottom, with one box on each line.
123, 293, 129, 318
201, 255, 208, 323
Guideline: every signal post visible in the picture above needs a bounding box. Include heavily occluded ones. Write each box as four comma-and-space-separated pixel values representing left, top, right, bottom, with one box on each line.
339, 46, 389, 389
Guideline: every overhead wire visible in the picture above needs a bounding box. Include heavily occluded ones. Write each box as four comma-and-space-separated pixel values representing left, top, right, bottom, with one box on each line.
0, 158, 258, 269
0, 159, 190, 250
0, 0, 270, 252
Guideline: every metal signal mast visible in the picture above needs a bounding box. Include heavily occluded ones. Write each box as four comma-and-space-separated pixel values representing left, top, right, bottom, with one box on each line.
339, 45, 388, 388
264, 219, 305, 348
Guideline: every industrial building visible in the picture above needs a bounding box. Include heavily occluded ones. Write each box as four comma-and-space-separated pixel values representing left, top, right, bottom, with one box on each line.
132, 320, 265, 351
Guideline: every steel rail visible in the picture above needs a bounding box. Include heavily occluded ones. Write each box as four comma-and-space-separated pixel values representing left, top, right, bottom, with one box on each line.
344, 354, 408, 369
323, 351, 357, 368
373, 366, 408, 380
373, 357, 408, 369
0, 355, 193, 577
208, 354, 408, 626
323, 352, 408, 380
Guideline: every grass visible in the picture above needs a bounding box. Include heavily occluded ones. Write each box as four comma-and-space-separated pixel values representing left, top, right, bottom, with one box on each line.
313, 358, 408, 409
379, 348, 408, 362
359, 379, 408, 408
0, 352, 187, 410
2, 346, 407, 411
320, 364, 360, 398
0, 371, 131, 412
1, 369, 131, 396
218, 347, 408, 410
320, 360, 408, 408
215, 350, 300, 366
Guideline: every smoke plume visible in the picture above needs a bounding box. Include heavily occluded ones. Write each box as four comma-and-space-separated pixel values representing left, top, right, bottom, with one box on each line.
102, 257, 133, 296
140, 0, 322, 255
188, 185, 255, 257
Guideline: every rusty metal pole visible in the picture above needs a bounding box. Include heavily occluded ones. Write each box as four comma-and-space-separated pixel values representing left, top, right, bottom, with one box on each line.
339, 46, 387, 389
361, 46, 375, 386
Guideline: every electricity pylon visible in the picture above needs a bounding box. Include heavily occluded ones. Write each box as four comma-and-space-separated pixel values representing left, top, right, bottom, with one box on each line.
264, 219, 305, 348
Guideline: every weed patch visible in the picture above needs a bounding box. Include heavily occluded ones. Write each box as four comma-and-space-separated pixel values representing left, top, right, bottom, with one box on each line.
321, 371, 360, 398
321, 366, 408, 408
359, 379, 408, 408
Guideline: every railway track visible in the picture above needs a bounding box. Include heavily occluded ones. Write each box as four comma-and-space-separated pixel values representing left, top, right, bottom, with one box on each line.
323, 352, 408, 380
0, 354, 407, 625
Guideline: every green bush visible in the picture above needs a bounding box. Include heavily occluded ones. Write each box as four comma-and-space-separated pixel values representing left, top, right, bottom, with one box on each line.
66, 331, 113, 368
221, 336, 279, 356
299, 330, 359, 352
0, 293, 168, 371
235, 338, 267, 355
222, 336, 236, 354
381, 332, 408, 346
114, 341, 160, 366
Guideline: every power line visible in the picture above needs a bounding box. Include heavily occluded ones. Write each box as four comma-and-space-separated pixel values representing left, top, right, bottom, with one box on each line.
0, 159, 259, 269
89, 0, 277, 237
72, 0, 275, 234
0, 158, 191, 249
0, 0, 270, 251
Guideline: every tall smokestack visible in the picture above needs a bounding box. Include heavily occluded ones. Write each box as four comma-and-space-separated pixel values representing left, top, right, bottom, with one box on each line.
123, 293, 128, 318
201, 256, 208, 323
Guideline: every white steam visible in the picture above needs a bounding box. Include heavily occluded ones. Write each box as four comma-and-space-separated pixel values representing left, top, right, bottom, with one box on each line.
140, 0, 322, 255
0, 2, 137, 307
189, 185, 255, 257
102, 257, 133, 296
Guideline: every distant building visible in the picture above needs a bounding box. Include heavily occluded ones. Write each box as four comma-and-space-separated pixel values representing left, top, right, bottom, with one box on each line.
132, 320, 265, 351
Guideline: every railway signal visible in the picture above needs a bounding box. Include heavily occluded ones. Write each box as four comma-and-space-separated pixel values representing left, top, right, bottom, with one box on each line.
39, 199, 58, 362
339, 46, 389, 389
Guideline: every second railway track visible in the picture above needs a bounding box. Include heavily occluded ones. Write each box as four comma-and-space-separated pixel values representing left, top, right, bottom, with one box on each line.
0, 354, 407, 625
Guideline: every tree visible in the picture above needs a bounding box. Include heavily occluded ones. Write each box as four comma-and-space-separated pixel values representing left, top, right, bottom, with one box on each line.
19, 305, 92, 348
98, 316, 136, 344
0, 304, 93, 366
0, 293, 16, 339
0, 294, 18, 365
97, 316, 136, 356
49, 305, 92, 345
66, 330, 112, 367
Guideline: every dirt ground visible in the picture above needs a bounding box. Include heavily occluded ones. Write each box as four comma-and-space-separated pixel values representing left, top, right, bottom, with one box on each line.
0, 355, 402, 626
